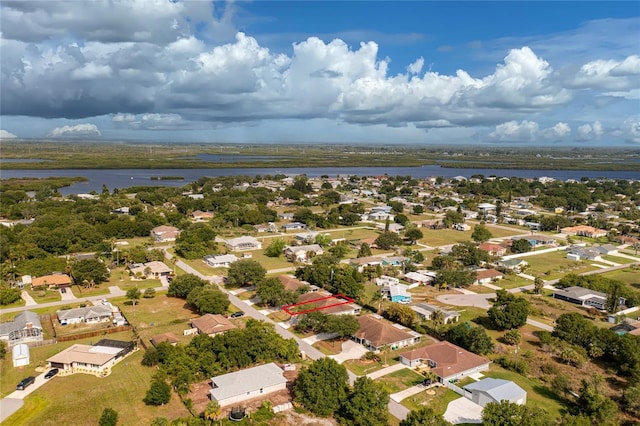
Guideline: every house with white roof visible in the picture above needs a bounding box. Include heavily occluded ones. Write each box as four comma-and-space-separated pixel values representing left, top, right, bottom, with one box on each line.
209, 363, 288, 406
0, 311, 43, 347
463, 378, 527, 407
225, 236, 262, 251
204, 254, 239, 268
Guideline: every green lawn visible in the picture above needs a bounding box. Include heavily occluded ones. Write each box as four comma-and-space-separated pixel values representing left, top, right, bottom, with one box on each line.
600, 268, 640, 289
523, 251, 599, 279
485, 225, 530, 239
25, 288, 60, 304
3, 349, 189, 426
374, 368, 424, 394
401, 386, 460, 415
70, 284, 110, 298
419, 229, 472, 247
344, 359, 388, 376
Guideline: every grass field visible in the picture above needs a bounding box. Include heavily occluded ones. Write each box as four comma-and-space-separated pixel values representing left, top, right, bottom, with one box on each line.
523, 251, 600, 279
343, 359, 388, 376
600, 268, 640, 289
419, 229, 473, 247
374, 368, 424, 394
25, 288, 60, 304
401, 386, 460, 415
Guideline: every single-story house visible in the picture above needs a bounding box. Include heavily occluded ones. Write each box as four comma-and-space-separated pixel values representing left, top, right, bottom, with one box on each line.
375, 275, 399, 286
190, 314, 237, 337
399, 341, 490, 383
566, 246, 603, 261
474, 269, 504, 285
352, 314, 421, 352
381, 284, 412, 304
0, 311, 43, 347
209, 363, 288, 406
560, 225, 607, 238
349, 256, 383, 272
295, 231, 320, 243
225, 236, 262, 252
477, 203, 496, 214
478, 243, 507, 257
411, 303, 460, 324
497, 258, 528, 272
277, 212, 295, 221
376, 223, 404, 233
284, 244, 324, 262
254, 223, 278, 233
129, 261, 172, 279
151, 225, 181, 242
553, 286, 614, 311
150, 333, 179, 347
403, 271, 437, 285
281, 222, 307, 231
47, 339, 134, 376
463, 378, 527, 407
191, 210, 214, 222
277, 275, 313, 293
514, 235, 557, 247
381, 256, 408, 268
414, 219, 443, 229
12, 343, 30, 367
204, 254, 239, 268
57, 305, 113, 325
31, 273, 72, 290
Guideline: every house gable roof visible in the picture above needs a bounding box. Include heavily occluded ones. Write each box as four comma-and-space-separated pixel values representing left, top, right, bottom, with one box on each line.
32, 274, 72, 287
354, 315, 417, 347
57, 305, 112, 321
0, 311, 42, 336
399, 341, 490, 379
191, 314, 236, 335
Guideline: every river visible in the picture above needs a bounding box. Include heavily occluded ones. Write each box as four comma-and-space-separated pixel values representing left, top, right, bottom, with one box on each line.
0, 166, 638, 195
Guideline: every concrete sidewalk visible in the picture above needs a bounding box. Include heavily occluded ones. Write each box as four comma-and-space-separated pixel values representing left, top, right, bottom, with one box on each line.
390, 384, 427, 402
366, 363, 406, 380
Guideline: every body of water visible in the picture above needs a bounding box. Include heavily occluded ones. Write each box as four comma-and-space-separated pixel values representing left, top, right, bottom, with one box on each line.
0, 166, 638, 195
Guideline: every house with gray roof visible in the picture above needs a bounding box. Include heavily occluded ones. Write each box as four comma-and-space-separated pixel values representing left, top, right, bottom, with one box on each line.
553, 286, 616, 311
463, 378, 527, 407
0, 311, 43, 347
209, 363, 288, 406
57, 305, 113, 326
412, 303, 460, 324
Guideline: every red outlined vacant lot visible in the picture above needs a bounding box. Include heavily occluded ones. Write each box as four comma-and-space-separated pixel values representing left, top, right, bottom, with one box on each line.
282, 294, 355, 316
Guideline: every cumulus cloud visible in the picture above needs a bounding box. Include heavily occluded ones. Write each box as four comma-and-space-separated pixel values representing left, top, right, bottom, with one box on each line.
611, 117, 640, 143
0, 129, 18, 139
542, 122, 572, 141
576, 121, 604, 141
488, 120, 573, 143
407, 57, 424, 74
572, 54, 640, 91
49, 123, 101, 138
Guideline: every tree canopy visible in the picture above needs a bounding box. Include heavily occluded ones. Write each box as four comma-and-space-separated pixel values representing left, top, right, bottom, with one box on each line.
226, 259, 266, 288
186, 285, 229, 315
487, 289, 530, 330
294, 358, 349, 417
167, 273, 208, 299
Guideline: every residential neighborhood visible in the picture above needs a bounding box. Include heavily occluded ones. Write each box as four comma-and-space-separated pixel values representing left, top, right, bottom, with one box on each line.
1, 172, 640, 425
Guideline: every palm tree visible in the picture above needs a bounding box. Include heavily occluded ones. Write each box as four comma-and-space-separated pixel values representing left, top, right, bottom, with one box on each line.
534, 277, 544, 294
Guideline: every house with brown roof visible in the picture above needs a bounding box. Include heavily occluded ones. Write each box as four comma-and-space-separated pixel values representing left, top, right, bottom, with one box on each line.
284, 244, 324, 262
474, 269, 504, 285
560, 225, 607, 238
31, 274, 72, 290
151, 225, 181, 242
190, 314, 237, 337
277, 275, 314, 293
47, 339, 134, 377
150, 333, 179, 347
128, 261, 172, 279
399, 341, 490, 383
478, 243, 507, 257
352, 314, 421, 352
191, 210, 214, 222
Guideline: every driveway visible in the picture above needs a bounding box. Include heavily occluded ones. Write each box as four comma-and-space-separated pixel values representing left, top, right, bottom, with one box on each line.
443, 397, 483, 424
0, 371, 53, 422
330, 340, 368, 364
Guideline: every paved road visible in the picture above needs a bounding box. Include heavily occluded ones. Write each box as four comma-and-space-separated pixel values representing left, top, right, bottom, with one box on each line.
526, 318, 554, 332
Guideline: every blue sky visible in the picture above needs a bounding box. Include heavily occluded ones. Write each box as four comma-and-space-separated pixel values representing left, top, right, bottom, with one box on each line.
0, 1, 638, 145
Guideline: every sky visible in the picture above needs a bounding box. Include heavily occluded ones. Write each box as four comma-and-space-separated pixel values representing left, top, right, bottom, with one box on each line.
0, 1, 639, 146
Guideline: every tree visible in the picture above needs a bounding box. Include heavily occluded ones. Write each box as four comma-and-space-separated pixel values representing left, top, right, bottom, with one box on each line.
503, 329, 521, 346
383, 303, 416, 328
446, 323, 494, 355
186, 286, 229, 315
622, 385, 640, 417
605, 280, 622, 314
487, 289, 529, 330
98, 407, 118, 426
264, 238, 285, 257
374, 232, 403, 250
404, 227, 423, 245
576, 376, 618, 423
482, 401, 552, 426
511, 239, 532, 254
400, 407, 452, 426
0, 286, 21, 305
294, 358, 349, 417
340, 377, 389, 426
471, 224, 493, 242
143, 287, 156, 298
226, 259, 266, 288
72, 258, 110, 285
256, 277, 297, 307
126, 287, 141, 305
167, 274, 208, 299
357, 243, 372, 258
533, 277, 544, 294
203, 400, 221, 421
144, 375, 171, 406
323, 315, 359, 339
328, 243, 350, 259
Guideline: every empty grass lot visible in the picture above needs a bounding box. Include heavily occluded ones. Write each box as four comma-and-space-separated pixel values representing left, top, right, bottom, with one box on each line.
401, 385, 460, 415
419, 228, 473, 247
25, 288, 60, 304
374, 368, 425, 394
601, 268, 640, 289
524, 251, 600, 279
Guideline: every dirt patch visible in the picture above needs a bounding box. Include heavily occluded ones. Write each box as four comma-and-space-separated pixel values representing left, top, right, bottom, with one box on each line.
281, 410, 338, 426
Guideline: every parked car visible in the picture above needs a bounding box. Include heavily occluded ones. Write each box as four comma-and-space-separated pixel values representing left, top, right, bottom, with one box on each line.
230, 311, 245, 318
44, 368, 59, 379
16, 376, 35, 390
